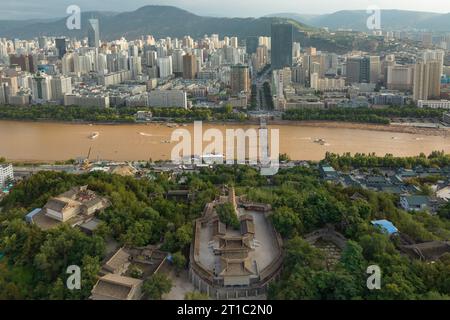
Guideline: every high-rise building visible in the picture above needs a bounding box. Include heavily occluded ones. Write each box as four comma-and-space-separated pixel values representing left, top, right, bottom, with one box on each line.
172, 49, 185, 76
246, 36, 259, 55
0, 83, 9, 104
413, 59, 442, 102
38, 36, 47, 50
230, 37, 238, 49
0, 75, 18, 97
88, 19, 100, 48
255, 45, 269, 70
271, 23, 293, 70
31, 73, 52, 102
346, 56, 380, 84
55, 38, 67, 58
50, 76, 72, 102
0, 164, 14, 188
9, 54, 35, 73
183, 53, 197, 79
158, 56, 173, 78
230, 64, 250, 96
369, 56, 381, 84
387, 65, 414, 91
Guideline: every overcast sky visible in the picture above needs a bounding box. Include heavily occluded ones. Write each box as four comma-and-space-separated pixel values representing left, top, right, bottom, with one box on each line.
1, 0, 450, 20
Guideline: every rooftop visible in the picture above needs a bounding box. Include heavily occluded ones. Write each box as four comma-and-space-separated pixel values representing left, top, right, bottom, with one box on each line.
371, 220, 399, 235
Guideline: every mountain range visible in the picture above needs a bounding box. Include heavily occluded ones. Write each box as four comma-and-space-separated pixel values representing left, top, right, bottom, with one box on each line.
0, 5, 315, 40
2, 6, 450, 42
268, 10, 450, 32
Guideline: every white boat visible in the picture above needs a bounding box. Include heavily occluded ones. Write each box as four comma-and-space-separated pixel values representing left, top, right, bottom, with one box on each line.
89, 132, 99, 140
314, 138, 326, 145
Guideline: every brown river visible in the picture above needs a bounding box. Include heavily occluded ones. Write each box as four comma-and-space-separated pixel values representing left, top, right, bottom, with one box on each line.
1, 120, 450, 162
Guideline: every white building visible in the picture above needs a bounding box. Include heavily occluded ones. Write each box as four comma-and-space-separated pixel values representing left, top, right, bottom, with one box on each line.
30, 73, 52, 102
158, 56, 173, 78
64, 94, 110, 108
417, 100, 450, 109
50, 76, 72, 102
148, 90, 187, 109
0, 164, 14, 188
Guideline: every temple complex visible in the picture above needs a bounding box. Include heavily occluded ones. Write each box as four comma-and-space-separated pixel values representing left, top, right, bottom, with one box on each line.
189, 186, 283, 299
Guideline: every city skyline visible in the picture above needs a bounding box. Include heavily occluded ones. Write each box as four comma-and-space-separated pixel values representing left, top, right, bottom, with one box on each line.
2, 0, 450, 20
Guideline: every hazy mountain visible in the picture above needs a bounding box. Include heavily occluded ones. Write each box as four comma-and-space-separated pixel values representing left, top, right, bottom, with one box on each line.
0, 5, 315, 40
270, 10, 450, 31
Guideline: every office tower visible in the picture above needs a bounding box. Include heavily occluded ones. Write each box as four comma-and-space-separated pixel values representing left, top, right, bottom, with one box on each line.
346, 56, 380, 84
246, 36, 259, 55
230, 64, 250, 95
271, 24, 293, 69
158, 56, 173, 78
88, 19, 100, 48
271, 23, 293, 70
346, 56, 362, 84
183, 53, 197, 79
55, 38, 67, 58
50, 76, 72, 101
31, 73, 52, 101
172, 49, 185, 76
413, 60, 442, 101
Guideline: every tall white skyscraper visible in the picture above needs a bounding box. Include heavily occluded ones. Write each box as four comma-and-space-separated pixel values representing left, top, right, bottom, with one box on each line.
50, 76, 72, 102
31, 73, 52, 102
158, 56, 173, 78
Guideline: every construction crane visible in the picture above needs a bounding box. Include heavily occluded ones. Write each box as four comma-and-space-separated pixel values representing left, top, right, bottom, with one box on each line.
82, 147, 92, 170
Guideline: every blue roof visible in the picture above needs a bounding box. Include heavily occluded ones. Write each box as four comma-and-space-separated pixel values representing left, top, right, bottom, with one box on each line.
371, 220, 398, 235
25, 208, 42, 222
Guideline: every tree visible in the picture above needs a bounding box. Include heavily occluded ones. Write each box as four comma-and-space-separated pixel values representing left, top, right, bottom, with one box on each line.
143, 273, 173, 300
171, 251, 186, 276
216, 203, 240, 230
438, 202, 450, 220
270, 206, 301, 238
339, 241, 365, 276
